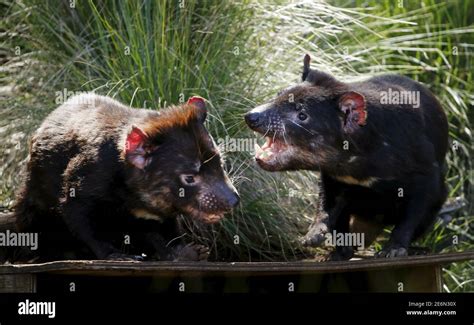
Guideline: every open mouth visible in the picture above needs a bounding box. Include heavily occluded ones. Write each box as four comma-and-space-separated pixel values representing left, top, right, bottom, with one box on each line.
255, 136, 289, 162
185, 207, 226, 224
200, 213, 225, 224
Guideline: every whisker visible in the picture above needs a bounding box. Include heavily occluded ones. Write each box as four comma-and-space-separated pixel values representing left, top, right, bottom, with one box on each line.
261, 120, 272, 138
282, 123, 289, 145
202, 153, 217, 165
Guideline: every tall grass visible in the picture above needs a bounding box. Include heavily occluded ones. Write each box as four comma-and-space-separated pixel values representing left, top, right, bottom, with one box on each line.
1, 0, 472, 288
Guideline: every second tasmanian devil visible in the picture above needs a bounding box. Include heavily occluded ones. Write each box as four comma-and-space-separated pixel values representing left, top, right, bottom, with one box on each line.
12, 94, 239, 262
245, 55, 448, 260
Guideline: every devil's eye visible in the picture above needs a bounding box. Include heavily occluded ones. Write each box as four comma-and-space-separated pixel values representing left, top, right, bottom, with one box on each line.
298, 112, 308, 121
180, 174, 196, 185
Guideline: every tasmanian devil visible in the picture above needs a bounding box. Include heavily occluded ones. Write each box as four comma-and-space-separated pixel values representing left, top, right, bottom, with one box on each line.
11, 94, 239, 262
245, 54, 448, 260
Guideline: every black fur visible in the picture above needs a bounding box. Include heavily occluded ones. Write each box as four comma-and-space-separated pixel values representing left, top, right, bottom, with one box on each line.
245, 55, 448, 259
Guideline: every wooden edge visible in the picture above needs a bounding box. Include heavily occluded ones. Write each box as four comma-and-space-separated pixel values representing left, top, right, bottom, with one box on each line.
0, 251, 472, 276
0, 211, 15, 232
0, 274, 37, 293
434, 265, 443, 293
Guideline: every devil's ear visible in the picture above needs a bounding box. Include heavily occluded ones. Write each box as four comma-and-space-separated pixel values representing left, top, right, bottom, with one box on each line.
338, 91, 367, 133
302, 54, 311, 81
187, 96, 207, 123
125, 126, 153, 169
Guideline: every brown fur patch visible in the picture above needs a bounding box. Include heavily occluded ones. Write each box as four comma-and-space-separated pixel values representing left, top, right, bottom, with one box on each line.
141, 103, 201, 137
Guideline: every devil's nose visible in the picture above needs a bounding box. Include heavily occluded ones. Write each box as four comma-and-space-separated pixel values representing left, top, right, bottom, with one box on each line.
228, 192, 240, 208
244, 112, 261, 127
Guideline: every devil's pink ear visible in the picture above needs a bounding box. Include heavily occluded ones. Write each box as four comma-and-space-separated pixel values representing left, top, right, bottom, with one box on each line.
338, 91, 367, 132
187, 96, 206, 109
125, 126, 149, 169
125, 127, 147, 153
187, 96, 207, 123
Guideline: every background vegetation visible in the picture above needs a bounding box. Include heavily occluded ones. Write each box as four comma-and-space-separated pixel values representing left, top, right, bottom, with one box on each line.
1, 0, 472, 291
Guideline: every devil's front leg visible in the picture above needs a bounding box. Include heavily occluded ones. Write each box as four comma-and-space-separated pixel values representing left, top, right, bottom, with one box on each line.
325, 196, 356, 261
301, 213, 329, 247
302, 183, 355, 260
302, 194, 354, 260
301, 173, 342, 247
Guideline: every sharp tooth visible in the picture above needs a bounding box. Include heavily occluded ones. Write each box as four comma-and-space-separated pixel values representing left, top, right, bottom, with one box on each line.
255, 142, 262, 157
262, 137, 271, 150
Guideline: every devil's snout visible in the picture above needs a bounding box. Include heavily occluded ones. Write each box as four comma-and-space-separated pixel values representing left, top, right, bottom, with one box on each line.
244, 112, 262, 128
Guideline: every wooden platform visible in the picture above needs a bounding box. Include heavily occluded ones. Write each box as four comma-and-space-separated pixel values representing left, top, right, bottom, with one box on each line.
1, 251, 472, 293
1, 199, 469, 293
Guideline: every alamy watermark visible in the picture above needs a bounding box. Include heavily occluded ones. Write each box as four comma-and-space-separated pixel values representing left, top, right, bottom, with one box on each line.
0, 230, 38, 250
380, 88, 420, 108
18, 299, 55, 318
55, 88, 93, 105
217, 136, 257, 154
324, 230, 365, 250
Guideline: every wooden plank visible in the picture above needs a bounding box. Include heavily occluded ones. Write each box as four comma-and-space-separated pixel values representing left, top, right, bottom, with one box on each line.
0, 274, 36, 293
366, 265, 441, 292
0, 211, 16, 232
0, 251, 472, 277
32, 266, 442, 293
434, 265, 443, 292
288, 265, 441, 292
